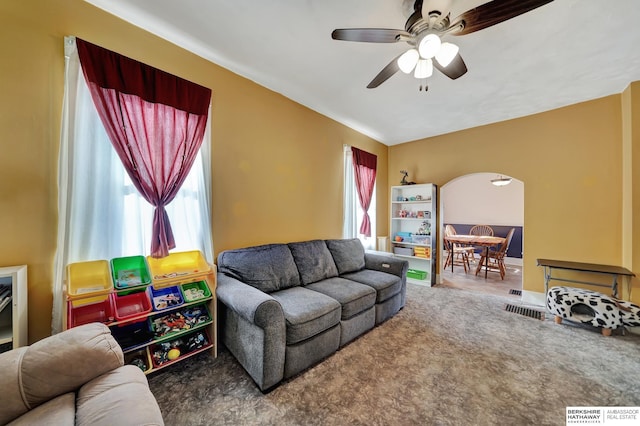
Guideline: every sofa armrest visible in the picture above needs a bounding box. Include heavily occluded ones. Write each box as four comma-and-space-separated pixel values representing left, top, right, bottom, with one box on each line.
216, 273, 286, 391
216, 274, 284, 328
0, 323, 123, 425
364, 253, 409, 278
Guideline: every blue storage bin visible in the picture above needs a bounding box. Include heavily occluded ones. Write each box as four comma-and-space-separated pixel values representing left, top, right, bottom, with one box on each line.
149, 285, 184, 311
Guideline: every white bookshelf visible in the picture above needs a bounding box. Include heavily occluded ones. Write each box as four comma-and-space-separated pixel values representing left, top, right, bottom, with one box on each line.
390, 184, 437, 286
0, 265, 28, 351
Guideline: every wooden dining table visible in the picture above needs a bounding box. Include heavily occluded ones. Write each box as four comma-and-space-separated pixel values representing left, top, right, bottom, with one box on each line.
444, 234, 506, 278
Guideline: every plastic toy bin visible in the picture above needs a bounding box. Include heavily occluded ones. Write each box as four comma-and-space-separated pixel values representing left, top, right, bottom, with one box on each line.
180, 281, 211, 303
149, 285, 184, 312
111, 255, 151, 290
149, 303, 211, 341
149, 328, 211, 368
113, 290, 152, 321
67, 296, 114, 328
407, 269, 427, 280
124, 347, 152, 374
110, 321, 153, 351
147, 251, 211, 287
67, 260, 112, 307
393, 247, 414, 256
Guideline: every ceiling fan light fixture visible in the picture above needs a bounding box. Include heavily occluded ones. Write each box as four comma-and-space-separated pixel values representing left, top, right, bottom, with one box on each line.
418, 33, 441, 59
414, 58, 433, 79
435, 42, 459, 67
397, 49, 419, 74
491, 175, 512, 187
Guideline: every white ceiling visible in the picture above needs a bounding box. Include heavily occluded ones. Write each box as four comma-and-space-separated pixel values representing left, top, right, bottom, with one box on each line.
85, 0, 640, 146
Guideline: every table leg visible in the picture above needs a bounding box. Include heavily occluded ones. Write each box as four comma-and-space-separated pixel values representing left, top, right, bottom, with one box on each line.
484, 247, 489, 279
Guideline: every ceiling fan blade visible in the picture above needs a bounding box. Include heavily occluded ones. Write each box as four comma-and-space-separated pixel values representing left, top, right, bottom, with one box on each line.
433, 52, 467, 80
450, 0, 554, 36
331, 28, 409, 43
367, 54, 404, 89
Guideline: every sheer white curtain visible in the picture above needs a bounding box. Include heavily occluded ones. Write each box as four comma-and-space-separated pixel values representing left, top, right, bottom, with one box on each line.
52, 36, 213, 333
342, 145, 376, 249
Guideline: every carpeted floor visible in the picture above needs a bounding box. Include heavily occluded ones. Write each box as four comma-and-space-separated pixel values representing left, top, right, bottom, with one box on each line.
148, 284, 640, 425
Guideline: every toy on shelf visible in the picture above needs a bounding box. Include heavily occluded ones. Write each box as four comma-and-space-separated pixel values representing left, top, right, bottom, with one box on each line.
400, 170, 416, 185
150, 305, 211, 339
151, 331, 210, 366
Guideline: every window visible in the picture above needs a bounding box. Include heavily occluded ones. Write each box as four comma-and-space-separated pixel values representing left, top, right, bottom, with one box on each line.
52, 36, 213, 333
343, 145, 376, 250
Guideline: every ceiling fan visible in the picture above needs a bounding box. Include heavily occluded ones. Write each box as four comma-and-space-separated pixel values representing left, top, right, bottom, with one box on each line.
331, 0, 554, 90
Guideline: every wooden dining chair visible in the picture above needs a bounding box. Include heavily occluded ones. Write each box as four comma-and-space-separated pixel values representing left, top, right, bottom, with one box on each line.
443, 225, 471, 273
475, 228, 515, 279
446, 224, 475, 263
468, 224, 494, 261
469, 224, 494, 236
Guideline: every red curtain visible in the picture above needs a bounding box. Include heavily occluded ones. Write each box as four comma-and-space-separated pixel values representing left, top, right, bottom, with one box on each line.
76, 38, 212, 258
351, 147, 377, 237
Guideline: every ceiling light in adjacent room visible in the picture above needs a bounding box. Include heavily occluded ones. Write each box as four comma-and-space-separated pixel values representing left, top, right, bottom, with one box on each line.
491, 175, 512, 186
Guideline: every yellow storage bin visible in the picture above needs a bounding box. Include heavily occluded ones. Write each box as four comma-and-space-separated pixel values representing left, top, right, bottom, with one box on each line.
146, 250, 211, 288
67, 260, 113, 307
124, 347, 153, 374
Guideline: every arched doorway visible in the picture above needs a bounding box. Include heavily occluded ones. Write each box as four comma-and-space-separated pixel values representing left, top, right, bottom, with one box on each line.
438, 172, 524, 297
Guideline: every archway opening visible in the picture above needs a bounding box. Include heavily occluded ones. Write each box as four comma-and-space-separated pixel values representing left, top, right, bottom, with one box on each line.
439, 172, 524, 298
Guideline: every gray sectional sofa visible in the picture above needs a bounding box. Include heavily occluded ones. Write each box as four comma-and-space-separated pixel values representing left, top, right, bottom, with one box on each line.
216, 238, 408, 391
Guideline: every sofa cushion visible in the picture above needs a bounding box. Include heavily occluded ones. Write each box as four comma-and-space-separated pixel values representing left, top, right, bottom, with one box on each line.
270, 287, 341, 345
218, 244, 300, 293
341, 269, 403, 303
76, 365, 164, 426
306, 277, 376, 320
325, 239, 365, 275
7, 393, 76, 426
288, 240, 339, 285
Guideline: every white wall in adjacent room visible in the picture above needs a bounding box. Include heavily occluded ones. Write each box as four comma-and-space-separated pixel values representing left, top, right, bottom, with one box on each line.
441, 172, 524, 226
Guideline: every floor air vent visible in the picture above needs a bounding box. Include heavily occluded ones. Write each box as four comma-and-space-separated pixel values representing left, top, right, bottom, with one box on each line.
509, 289, 522, 296
504, 303, 545, 320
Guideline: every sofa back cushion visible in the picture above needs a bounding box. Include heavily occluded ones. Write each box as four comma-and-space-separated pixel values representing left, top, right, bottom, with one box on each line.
217, 244, 300, 293
288, 240, 339, 285
325, 238, 366, 275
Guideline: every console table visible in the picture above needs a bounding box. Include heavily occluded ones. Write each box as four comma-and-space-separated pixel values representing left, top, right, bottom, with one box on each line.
536, 258, 635, 299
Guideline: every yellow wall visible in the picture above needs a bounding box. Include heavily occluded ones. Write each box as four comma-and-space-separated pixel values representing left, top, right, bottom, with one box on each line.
0, 0, 387, 342
2, 0, 638, 343
389, 96, 631, 300
622, 82, 640, 301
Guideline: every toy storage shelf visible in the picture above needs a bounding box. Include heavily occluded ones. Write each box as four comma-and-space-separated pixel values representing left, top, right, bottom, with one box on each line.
64, 251, 217, 375
390, 184, 437, 287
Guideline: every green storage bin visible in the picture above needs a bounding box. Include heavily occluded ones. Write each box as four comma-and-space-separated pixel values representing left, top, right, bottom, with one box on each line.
180, 280, 211, 303
407, 269, 427, 280
111, 255, 151, 290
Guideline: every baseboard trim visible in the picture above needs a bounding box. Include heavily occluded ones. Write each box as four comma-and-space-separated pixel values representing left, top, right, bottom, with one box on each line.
522, 290, 545, 307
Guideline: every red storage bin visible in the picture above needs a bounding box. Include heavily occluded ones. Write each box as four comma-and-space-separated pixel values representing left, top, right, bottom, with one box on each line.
67, 296, 115, 327
113, 290, 152, 321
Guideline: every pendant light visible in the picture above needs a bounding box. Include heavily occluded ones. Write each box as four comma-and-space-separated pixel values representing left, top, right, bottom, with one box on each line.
491, 175, 512, 186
